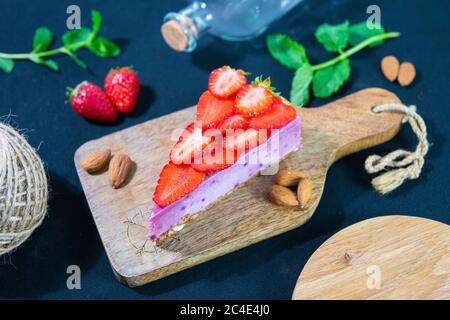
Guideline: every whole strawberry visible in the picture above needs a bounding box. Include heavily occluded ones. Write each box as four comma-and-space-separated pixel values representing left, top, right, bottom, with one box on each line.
68, 82, 118, 122
104, 67, 140, 114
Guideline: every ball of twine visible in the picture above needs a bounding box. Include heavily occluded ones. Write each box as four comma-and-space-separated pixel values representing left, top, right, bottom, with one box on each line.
0, 122, 48, 255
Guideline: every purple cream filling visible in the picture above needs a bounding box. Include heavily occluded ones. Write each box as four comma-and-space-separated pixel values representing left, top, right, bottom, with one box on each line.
149, 117, 302, 240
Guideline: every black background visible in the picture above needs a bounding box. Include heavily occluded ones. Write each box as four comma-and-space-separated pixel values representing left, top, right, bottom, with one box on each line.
0, 0, 449, 299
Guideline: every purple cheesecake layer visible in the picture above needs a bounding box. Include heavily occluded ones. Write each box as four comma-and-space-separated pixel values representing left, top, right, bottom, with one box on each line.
149, 117, 302, 240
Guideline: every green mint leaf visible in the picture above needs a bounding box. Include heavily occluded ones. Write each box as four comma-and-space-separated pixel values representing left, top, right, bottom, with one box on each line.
315, 21, 350, 52
62, 28, 91, 51
91, 10, 102, 38
349, 21, 385, 47
64, 49, 87, 69
267, 34, 308, 70
88, 37, 120, 57
33, 27, 53, 53
30, 56, 59, 72
312, 58, 351, 98
0, 58, 15, 73
39, 59, 59, 71
290, 64, 313, 106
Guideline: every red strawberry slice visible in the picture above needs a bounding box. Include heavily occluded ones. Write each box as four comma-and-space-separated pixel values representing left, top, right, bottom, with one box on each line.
224, 128, 270, 156
153, 162, 206, 207
191, 145, 237, 172
248, 97, 297, 129
170, 123, 212, 165
217, 114, 249, 133
208, 66, 247, 98
234, 83, 273, 118
196, 91, 234, 129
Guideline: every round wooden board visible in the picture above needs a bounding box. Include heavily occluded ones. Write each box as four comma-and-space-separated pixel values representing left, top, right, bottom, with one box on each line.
292, 215, 450, 300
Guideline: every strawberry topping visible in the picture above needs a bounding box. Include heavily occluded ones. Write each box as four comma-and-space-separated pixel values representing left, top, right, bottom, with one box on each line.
217, 114, 249, 133
153, 162, 206, 207
248, 97, 297, 129
196, 91, 234, 129
208, 66, 247, 98
234, 83, 273, 118
191, 141, 237, 172
170, 123, 212, 165
224, 128, 270, 158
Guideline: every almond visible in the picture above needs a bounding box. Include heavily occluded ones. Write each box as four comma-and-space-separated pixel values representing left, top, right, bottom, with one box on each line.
297, 177, 312, 209
108, 153, 132, 189
275, 169, 306, 187
80, 148, 111, 173
267, 185, 299, 207
381, 55, 400, 82
398, 62, 416, 86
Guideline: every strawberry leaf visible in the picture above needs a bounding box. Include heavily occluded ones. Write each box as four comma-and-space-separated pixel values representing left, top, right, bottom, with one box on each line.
88, 37, 120, 57
0, 58, 14, 73
267, 34, 308, 70
290, 64, 313, 106
32, 27, 53, 53
312, 59, 351, 98
315, 21, 350, 53
349, 21, 385, 47
62, 28, 91, 51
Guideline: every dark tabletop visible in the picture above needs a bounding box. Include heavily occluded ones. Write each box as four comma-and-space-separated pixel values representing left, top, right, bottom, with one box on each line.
0, 0, 449, 300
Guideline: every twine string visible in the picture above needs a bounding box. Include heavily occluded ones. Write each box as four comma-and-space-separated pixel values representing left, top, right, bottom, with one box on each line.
0, 122, 48, 255
365, 103, 429, 194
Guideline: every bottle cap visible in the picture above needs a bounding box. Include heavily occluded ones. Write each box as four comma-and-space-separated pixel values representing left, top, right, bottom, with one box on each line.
161, 20, 189, 52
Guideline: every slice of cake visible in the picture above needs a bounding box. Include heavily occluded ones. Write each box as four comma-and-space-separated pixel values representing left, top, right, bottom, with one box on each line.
149, 66, 302, 242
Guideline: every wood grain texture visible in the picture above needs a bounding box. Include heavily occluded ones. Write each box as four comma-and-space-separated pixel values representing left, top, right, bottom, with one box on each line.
74, 88, 403, 287
292, 216, 450, 300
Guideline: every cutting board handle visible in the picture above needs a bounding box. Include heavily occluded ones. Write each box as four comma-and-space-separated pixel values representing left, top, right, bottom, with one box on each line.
298, 88, 403, 163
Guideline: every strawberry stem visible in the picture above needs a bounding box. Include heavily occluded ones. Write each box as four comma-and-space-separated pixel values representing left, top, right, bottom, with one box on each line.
252, 76, 278, 95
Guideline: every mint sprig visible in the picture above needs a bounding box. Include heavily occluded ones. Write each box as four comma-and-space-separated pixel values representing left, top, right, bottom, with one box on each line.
313, 58, 351, 98
290, 64, 313, 106
267, 21, 400, 106
266, 34, 308, 70
315, 21, 350, 53
0, 10, 120, 74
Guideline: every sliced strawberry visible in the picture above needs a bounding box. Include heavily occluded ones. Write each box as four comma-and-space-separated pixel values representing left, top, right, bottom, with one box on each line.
196, 91, 234, 129
170, 123, 212, 165
153, 162, 206, 207
208, 66, 247, 98
224, 128, 270, 157
234, 83, 273, 118
191, 146, 237, 172
217, 114, 249, 133
248, 98, 297, 129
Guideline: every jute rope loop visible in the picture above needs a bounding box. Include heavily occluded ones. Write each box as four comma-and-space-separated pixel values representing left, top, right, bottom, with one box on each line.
0, 122, 48, 255
365, 103, 429, 194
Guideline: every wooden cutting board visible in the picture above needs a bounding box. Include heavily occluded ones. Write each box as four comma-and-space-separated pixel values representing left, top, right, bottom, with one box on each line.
292, 215, 450, 300
74, 88, 403, 287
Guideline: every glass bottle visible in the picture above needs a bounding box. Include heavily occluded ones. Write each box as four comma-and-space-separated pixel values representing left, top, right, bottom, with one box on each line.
161, 0, 303, 52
